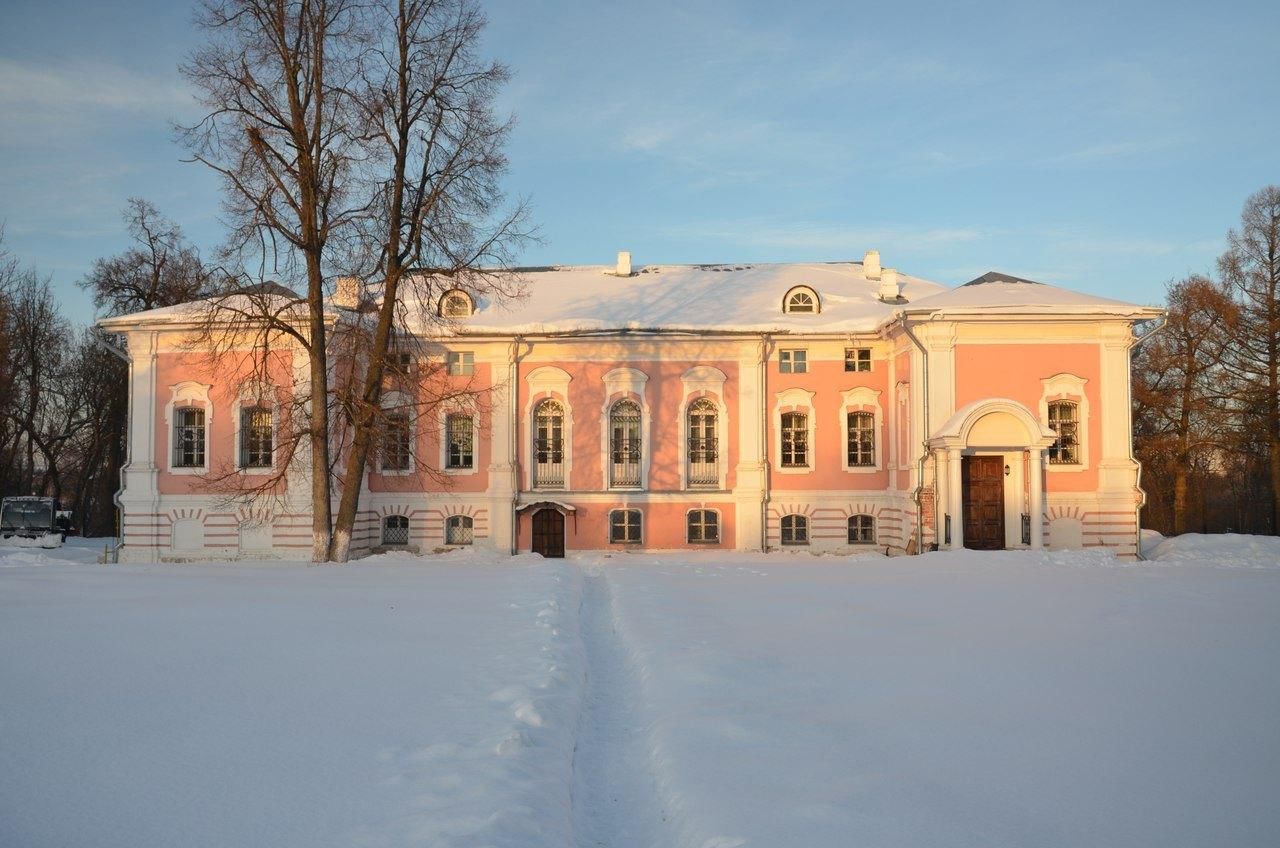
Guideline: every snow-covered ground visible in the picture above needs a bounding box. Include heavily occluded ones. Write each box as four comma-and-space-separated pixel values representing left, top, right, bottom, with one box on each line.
2, 537, 1278, 847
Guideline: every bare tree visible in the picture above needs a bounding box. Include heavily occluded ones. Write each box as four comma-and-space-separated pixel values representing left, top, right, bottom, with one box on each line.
1219, 185, 1280, 535
80, 199, 215, 316
326, 0, 530, 561
180, 0, 367, 560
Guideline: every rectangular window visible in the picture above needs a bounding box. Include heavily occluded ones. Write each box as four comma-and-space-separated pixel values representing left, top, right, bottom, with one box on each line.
1048, 402, 1080, 464
779, 349, 807, 374
240, 406, 274, 468
386, 350, 413, 377
844, 348, 872, 372
446, 414, 474, 469
173, 407, 206, 468
610, 509, 642, 544
447, 351, 474, 376
781, 412, 808, 467
381, 412, 412, 471
687, 510, 720, 544
846, 412, 875, 467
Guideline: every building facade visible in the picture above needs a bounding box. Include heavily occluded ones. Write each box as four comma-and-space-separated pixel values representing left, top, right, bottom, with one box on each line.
99, 251, 1162, 561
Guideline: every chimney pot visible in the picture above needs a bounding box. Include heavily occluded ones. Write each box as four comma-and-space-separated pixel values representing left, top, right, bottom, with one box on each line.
616, 250, 632, 276
878, 267, 902, 302
863, 250, 881, 281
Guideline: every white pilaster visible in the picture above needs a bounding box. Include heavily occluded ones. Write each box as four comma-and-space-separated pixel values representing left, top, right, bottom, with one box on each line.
948, 447, 964, 549
735, 343, 766, 550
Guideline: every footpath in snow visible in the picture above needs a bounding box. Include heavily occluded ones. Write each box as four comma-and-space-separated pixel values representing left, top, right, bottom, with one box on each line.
2, 535, 1279, 847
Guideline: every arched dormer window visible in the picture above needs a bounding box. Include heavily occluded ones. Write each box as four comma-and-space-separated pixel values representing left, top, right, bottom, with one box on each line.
439, 289, 474, 318
783, 286, 820, 315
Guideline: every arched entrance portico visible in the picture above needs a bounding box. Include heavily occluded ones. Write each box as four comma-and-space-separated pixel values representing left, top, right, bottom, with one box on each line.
928, 399, 1058, 551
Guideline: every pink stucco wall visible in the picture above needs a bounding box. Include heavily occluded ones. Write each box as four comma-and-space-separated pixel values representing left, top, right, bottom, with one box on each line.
517, 501, 737, 551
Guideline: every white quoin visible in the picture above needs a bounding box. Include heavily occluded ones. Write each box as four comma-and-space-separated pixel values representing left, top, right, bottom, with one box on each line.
616, 251, 632, 276
863, 250, 881, 281
333, 276, 361, 309
879, 267, 901, 301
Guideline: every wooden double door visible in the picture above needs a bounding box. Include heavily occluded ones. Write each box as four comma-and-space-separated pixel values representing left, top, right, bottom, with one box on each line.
962, 455, 1005, 550
531, 508, 565, 558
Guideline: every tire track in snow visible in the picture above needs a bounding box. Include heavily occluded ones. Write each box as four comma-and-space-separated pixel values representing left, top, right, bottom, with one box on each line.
569, 564, 669, 848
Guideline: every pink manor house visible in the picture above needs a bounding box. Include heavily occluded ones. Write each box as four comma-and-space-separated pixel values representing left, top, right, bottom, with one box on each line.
99, 250, 1163, 562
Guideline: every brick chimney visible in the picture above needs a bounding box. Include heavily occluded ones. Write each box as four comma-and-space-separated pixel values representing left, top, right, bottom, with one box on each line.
863, 250, 881, 281
878, 267, 902, 302
333, 276, 361, 309
615, 250, 632, 277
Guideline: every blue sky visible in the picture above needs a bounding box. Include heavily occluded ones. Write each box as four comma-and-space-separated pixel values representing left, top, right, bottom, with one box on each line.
2, 0, 1277, 326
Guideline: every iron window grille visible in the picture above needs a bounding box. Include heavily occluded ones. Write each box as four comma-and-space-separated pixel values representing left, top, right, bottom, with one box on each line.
687, 398, 719, 486
609, 400, 642, 487
173, 407, 206, 468
1022, 513, 1032, 546
781, 514, 808, 545
239, 406, 273, 468
687, 509, 720, 544
382, 515, 409, 546
848, 514, 875, 544
844, 348, 872, 372
447, 351, 474, 376
779, 349, 807, 373
533, 400, 565, 488
381, 412, 412, 471
846, 412, 875, 467
446, 414, 474, 469
1048, 401, 1080, 464
610, 509, 642, 543
781, 412, 808, 467
446, 515, 474, 545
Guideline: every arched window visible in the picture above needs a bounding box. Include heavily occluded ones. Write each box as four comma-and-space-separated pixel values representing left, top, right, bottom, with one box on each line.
783, 286, 820, 314
239, 406, 273, 468
609, 399, 642, 487
382, 515, 409, 546
1048, 401, 1080, 464
534, 399, 565, 488
687, 509, 720, 544
781, 412, 808, 467
846, 412, 875, 467
445, 515, 473, 545
848, 514, 875, 544
781, 514, 808, 545
173, 407, 206, 468
609, 509, 642, 543
439, 289, 474, 318
687, 398, 718, 487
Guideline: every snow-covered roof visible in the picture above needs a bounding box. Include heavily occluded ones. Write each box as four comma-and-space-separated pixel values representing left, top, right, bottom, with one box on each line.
901, 272, 1162, 317
97, 282, 316, 329
452, 262, 945, 335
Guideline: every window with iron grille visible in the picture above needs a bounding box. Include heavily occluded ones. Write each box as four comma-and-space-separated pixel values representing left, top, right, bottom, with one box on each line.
781, 412, 808, 467
237, 406, 273, 468
382, 515, 409, 546
687, 398, 718, 487
534, 399, 565, 488
173, 407, 206, 468
447, 351, 474, 376
848, 514, 875, 544
609, 509, 642, 544
446, 414, 473, 469
609, 399, 642, 487
687, 509, 720, 544
445, 514, 474, 545
381, 412, 412, 471
844, 348, 872, 372
779, 349, 807, 373
781, 513, 808, 545
1048, 401, 1080, 464
846, 412, 875, 467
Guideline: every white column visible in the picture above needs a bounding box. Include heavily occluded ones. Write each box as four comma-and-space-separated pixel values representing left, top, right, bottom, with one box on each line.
947, 448, 963, 550
935, 448, 948, 546
735, 343, 767, 550
1029, 448, 1044, 549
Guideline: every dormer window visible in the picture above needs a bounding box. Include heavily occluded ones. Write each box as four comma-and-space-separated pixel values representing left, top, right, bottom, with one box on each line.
783, 286, 820, 314
439, 289, 474, 318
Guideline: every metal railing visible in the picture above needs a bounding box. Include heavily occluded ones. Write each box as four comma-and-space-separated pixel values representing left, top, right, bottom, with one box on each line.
610, 440, 642, 487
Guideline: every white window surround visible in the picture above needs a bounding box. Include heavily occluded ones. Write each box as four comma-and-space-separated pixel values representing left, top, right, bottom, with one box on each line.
1039, 373, 1090, 473
524, 367, 574, 490
378, 390, 416, 476
439, 407, 480, 476
677, 366, 729, 490
782, 285, 820, 314
772, 387, 816, 475
839, 386, 883, 474
164, 381, 213, 475
600, 368, 651, 490
233, 382, 280, 475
